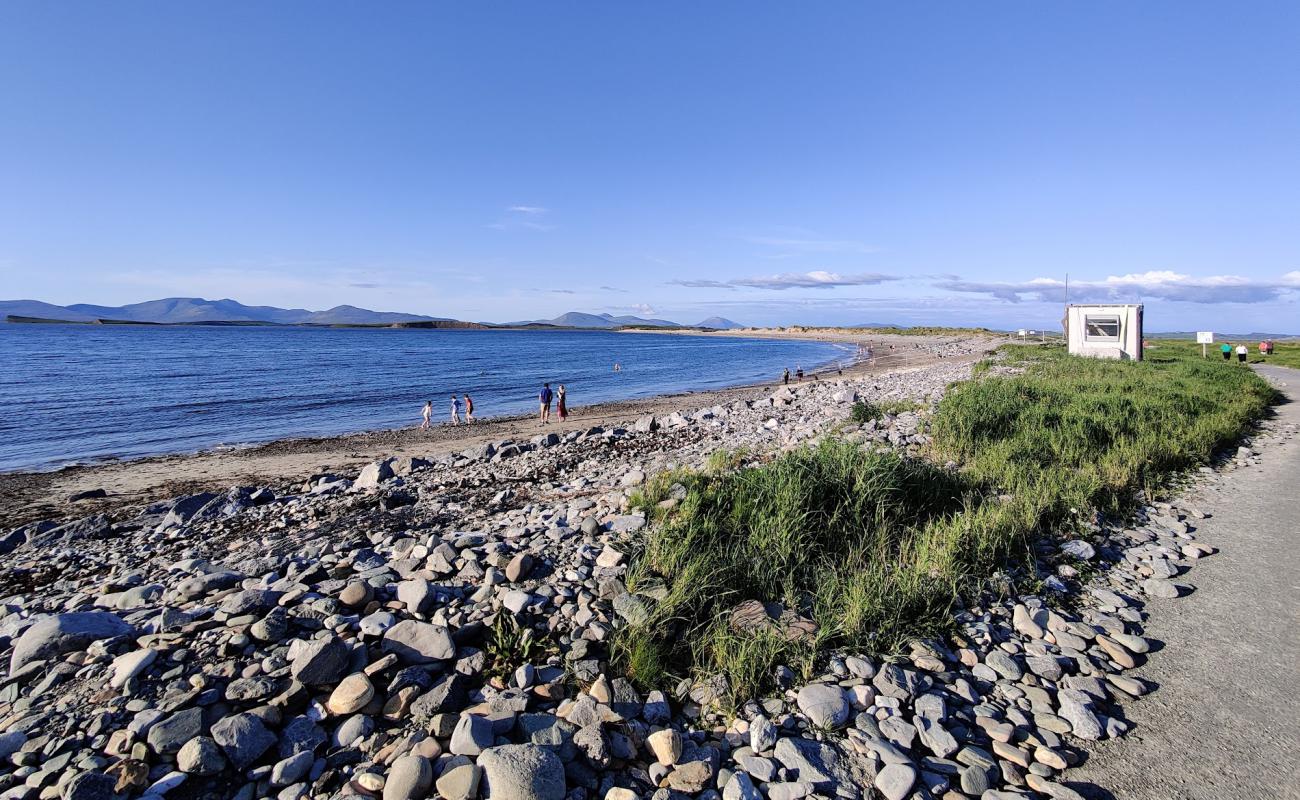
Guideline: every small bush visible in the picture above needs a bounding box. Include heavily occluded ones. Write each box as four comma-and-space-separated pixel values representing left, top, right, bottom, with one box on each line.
849, 401, 880, 423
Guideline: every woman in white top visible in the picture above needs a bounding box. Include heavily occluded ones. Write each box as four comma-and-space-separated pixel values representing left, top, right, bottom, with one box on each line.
420, 401, 432, 430
1236, 344, 1248, 363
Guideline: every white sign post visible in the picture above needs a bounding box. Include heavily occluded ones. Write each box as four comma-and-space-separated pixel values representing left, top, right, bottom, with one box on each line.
1196, 331, 1214, 359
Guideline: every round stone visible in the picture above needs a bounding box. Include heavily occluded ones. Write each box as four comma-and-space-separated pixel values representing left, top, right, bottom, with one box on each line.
382, 755, 432, 800
327, 673, 375, 715
796, 684, 849, 729
176, 737, 226, 775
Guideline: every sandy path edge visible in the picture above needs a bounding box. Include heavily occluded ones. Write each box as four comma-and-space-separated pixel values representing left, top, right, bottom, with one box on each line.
1, 331, 1000, 529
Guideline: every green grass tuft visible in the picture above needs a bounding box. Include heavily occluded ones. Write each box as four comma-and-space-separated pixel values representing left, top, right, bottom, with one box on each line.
614, 344, 1278, 706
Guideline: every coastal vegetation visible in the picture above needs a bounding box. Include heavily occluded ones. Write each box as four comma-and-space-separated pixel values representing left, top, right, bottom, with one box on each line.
615, 344, 1278, 704
849, 398, 925, 423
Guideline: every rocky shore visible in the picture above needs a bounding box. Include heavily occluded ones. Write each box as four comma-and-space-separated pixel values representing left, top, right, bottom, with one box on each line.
0, 338, 1286, 800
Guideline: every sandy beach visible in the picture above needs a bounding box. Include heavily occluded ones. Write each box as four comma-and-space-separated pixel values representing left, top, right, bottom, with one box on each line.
0, 330, 995, 530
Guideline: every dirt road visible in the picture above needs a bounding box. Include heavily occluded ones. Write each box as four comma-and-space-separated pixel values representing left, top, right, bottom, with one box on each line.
1071, 364, 1300, 799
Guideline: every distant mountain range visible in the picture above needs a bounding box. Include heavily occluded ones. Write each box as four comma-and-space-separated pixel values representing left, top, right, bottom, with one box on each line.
1, 297, 745, 330
0, 297, 444, 326
504, 311, 743, 330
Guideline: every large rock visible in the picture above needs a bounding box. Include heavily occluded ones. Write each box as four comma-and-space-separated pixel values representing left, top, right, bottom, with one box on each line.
723, 772, 762, 800
177, 737, 226, 775
383, 754, 433, 800
382, 620, 456, 663
9, 612, 133, 674
355, 459, 396, 490
875, 764, 916, 800
773, 736, 876, 792
61, 772, 115, 800
327, 673, 375, 715
477, 744, 566, 800
0, 732, 27, 762
646, 728, 682, 765
749, 714, 777, 752
450, 714, 494, 756
147, 708, 205, 755
109, 648, 156, 689
211, 712, 277, 770
397, 579, 437, 615
796, 684, 849, 729
290, 636, 350, 685
436, 763, 481, 800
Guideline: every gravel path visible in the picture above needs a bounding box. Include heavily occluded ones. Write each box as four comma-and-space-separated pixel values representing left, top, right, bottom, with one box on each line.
1071, 364, 1300, 800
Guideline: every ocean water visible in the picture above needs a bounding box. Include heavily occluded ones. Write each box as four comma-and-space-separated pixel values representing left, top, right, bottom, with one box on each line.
0, 324, 851, 472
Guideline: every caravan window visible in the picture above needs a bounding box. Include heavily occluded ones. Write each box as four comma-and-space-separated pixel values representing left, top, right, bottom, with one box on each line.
1084, 315, 1121, 341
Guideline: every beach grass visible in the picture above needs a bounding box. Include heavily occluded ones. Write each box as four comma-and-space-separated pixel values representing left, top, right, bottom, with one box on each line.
1146, 338, 1300, 370
614, 343, 1277, 705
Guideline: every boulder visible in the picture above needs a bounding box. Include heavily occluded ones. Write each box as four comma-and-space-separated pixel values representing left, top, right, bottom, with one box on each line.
477, 744, 566, 800
9, 612, 133, 674
383, 754, 433, 800
382, 620, 456, 663
290, 636, 350, 685
355, 459, 396, 490
211, 712, 277, 770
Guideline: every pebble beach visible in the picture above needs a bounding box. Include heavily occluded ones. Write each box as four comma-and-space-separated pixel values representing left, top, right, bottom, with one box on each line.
1, 332, 1292, 800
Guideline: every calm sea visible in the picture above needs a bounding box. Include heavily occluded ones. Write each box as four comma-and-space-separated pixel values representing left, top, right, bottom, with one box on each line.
0, 324, 850, 472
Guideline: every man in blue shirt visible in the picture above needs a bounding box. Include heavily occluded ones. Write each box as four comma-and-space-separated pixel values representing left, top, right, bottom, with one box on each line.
539, 383, 553, 425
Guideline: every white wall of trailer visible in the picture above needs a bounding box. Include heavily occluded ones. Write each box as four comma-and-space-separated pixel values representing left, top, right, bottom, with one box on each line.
1065, 304, 1143, 361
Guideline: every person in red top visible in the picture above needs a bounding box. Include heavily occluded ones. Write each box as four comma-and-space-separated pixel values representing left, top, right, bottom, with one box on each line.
464, 394, 474, 423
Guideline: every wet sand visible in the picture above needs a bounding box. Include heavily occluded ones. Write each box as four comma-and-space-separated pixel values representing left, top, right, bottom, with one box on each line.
0, 330, 1000, 529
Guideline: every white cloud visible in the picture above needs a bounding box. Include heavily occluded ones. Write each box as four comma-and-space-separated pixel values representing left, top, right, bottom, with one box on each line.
936, 271, 1300, 304
671, 271, 899, 291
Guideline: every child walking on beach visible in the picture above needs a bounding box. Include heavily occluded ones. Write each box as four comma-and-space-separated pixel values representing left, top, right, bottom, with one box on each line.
450, 395, 462, 425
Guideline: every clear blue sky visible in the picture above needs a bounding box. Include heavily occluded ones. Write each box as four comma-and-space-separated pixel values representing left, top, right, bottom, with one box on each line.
2, 1, 1297, 331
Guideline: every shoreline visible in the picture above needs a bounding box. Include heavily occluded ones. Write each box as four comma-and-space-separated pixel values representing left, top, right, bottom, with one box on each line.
0, 330, 994, 530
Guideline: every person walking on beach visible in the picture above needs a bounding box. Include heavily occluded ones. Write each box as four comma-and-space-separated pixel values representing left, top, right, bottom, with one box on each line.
1236, 343, 1248, 363
782, 368, 790, 385
420, 400, 432, 430
1221, 342, 1232, 361
539, 382, 553, 425
796, 366, 804, 382
464, 394, 474, 423
557, 384, 568, 420
450, 394, 462, 425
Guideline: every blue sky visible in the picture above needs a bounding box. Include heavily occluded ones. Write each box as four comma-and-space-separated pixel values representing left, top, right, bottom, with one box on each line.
2, 2, 1297, 331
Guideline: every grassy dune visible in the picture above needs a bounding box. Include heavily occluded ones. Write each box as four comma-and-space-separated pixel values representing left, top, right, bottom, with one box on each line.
615, 344, 1278, 704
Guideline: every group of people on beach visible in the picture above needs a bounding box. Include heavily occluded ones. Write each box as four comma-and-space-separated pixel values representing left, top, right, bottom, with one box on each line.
1220, 340, 1276, 363
782, 363, 844, 385
421, 394, 475, 429
417, 381, 575, 432
537, 382, 568, 425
